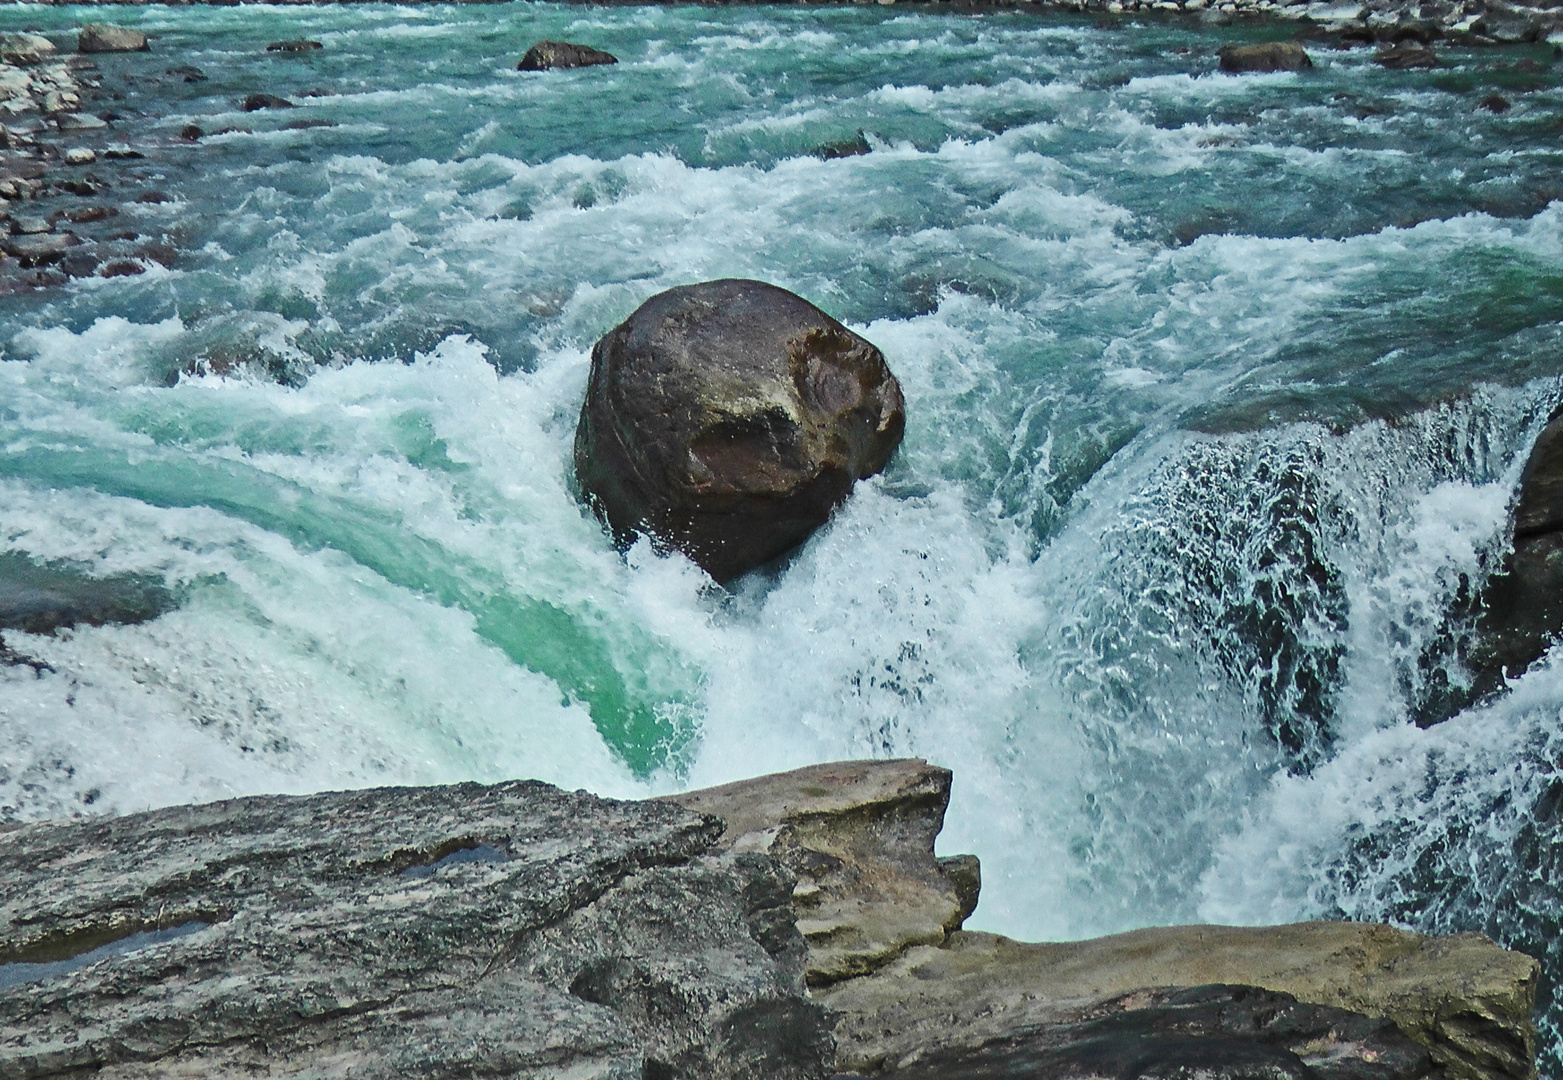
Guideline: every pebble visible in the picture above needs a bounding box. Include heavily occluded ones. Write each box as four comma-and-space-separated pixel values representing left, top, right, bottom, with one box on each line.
10, 215, 52, 235
63, 147, 95, 165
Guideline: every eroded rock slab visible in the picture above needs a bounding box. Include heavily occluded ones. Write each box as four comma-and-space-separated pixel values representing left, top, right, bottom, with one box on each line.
821, 921, 1539, 1080
665, 759, 970, 986
0, 780, 832, 1080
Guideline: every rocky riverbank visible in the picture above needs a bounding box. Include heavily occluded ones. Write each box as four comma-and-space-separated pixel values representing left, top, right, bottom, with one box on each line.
0, 759, 1539, 1079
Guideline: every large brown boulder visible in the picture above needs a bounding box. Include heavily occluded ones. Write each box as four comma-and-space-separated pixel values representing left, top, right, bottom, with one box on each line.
574, 279, 905, 582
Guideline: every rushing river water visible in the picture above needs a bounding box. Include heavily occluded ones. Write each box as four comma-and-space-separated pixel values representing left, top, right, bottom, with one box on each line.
3, 0, 1563, 1068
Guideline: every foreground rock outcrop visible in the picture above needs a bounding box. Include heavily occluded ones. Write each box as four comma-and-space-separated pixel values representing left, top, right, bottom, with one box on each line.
575, 280, 906, 582
0, 782, 831, 1079
0, 759, 1540, 1080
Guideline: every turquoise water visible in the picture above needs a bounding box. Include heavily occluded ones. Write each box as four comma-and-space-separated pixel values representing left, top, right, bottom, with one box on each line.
4, 1, 1563, 1067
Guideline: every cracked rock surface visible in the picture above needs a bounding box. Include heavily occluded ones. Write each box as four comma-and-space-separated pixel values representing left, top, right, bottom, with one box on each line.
0, 780, 832, 1080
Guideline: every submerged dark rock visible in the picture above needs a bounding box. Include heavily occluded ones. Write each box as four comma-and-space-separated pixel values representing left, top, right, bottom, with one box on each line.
518, 40, 619, 71
241, 92, 295, 111
1218, 41, 1313, 72
0, 551, 175, 638
266, 39, 323, 52
574, 279, 905, 582
0, 780, 833, 1079
815, 131, 872, 160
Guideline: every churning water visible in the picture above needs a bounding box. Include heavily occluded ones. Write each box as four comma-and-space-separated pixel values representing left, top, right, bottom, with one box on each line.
3, 0, 1563, 1067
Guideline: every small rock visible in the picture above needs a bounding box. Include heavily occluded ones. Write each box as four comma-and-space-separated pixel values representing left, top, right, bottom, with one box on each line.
518, 40, 619, 71
10, 215, 51, 235
242, 93, 295, 111
63, 147, 95, 165
575, 279, 905, 582
1514, 58, 1546, 72
1375, 44, 1440, 67
56, 178, 104, 197
1217, 41, 1313, 72
40, 90, 81, 115
77, 24, 149, 54
104, 147, 143, 159
3, 230, 77, 266
815, 131, 872, 159
0, 33, 57, 67
58, 250, 98, 277
266, 39, 323, 52
99, 258, 145, 277
56, 113, 109, 131
167, 64, 207, 82
64, 205, 115, 223
1479, 93, 1512, 112
178, 124, 204, 141
134, 190, 170, 204
283, 118, 335, 130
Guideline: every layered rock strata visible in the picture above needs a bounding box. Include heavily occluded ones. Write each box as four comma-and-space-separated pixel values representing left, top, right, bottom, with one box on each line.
0, 781, 832, 1079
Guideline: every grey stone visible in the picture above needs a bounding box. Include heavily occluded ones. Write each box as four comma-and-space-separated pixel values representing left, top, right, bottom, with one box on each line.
55, 112, 107, 131
0, 780, 833, 1080
0, 34, 57, 67
883, 983, 1438, 1080
666, 759, 971, 986
76, 24, 148, 54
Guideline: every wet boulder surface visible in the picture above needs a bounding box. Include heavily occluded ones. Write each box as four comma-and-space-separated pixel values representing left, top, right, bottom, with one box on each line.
0, 780, 832, 1080
518, 40, 618, 71
575, 279, 905, 582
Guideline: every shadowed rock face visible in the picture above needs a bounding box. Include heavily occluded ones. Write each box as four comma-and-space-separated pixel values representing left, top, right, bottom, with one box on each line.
1439, 405, 1563, 721
575, 280, 905, 582
0, 781, 832, 1080
881, 984, 1436, 1080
